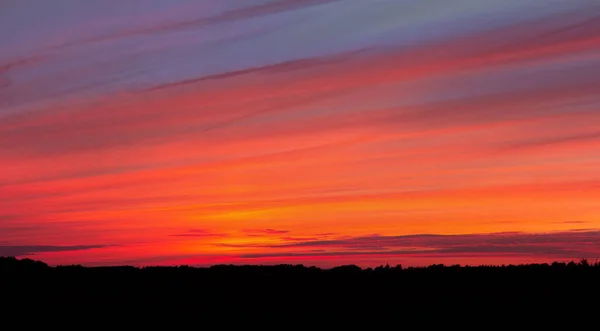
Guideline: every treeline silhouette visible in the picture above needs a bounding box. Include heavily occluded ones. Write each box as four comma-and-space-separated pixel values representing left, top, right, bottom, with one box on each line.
2, 256, 599, 322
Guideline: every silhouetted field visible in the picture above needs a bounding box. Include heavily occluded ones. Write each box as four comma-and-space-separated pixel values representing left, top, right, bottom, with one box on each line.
2, 257, 599, 322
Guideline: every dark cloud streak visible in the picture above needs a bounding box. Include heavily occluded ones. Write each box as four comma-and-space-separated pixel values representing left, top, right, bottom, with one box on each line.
169, 229, 227, 238
242, 228, 290, 236
232, 230, 600, 259
0, 245, 109, 257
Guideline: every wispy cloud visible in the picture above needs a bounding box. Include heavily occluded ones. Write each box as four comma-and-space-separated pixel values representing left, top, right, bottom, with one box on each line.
242, 229, 289, 236
169, 229, 227, 238
0, 245, 109, 257
1, 1, 599, 266
236, 230, 600, 259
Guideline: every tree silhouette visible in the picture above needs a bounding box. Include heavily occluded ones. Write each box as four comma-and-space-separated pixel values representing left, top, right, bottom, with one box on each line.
1, 256, 599, 322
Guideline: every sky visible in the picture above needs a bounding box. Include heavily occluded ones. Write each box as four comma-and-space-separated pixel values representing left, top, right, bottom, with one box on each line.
1, 0, 600, 268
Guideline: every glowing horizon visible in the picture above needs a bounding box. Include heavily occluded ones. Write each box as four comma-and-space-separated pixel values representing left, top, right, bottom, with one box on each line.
1, 0, 600, 267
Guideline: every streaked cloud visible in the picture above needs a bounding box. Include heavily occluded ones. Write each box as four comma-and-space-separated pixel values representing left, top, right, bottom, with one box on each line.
169, 229, 228, 237
238, 230, 600, 260
1, 1, 599, 267
0, 245, 109, 257
243, 229, 289, 236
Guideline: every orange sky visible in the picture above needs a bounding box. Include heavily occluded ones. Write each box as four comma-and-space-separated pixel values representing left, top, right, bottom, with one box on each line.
1, 1, 600, 267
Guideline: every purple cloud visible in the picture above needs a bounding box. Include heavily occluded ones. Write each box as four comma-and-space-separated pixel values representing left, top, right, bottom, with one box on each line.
232, 230, 600, 259
242, 229, 289, 236
169, 229, 227, 238
0, 245, 108, 257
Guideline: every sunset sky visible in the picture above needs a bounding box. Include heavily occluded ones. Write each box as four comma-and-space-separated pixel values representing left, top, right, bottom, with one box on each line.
1, 0, 600, 267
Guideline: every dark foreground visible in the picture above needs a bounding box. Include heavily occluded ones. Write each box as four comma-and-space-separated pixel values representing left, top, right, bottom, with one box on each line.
2, 257, 600, 323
